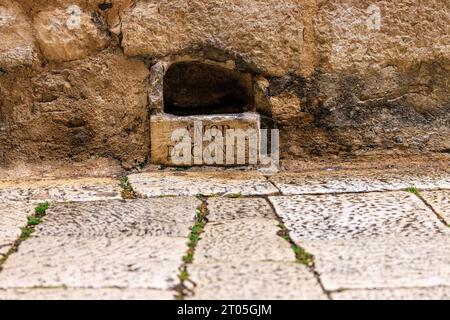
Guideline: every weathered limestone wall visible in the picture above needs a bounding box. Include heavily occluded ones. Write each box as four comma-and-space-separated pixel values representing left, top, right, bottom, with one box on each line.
0, 0, 448, 168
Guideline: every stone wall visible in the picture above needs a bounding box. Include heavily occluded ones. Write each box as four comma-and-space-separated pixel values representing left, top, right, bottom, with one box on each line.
0, 0, 448, 168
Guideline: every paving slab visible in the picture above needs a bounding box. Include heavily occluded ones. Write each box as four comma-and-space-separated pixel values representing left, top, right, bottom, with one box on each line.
302, 236, 450, 291
36, 198, 199, 238
0, 178, 121, 203
270, 168, 450, 195
128, 172, 279, 197
0, 202, 34, 257
188, 262, 326, 300
0, 236, 187, 290
207, 197, 276, 221
194, 218, 294, 263
269, 192, 447, 241
0, 288, 176, 300
421, 190, 450, 225
332, 287, 450, 300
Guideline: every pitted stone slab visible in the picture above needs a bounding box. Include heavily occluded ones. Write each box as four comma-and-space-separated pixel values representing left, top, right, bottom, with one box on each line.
0, 236, 186, 290
36, 198, 199, 238
128, 172, 278, 197
188, 262, 326, 300
269, 192, 447, 241
194, 218, 294, 263
0, 288, 176, 300
207, 197, 277, 221
270, 169, 450, 195
302, 236, 450, 291
421, 190, 450, 225
0, 202, 34, 257
332, 287, 450, 300
150, 113, 260, 166
0, 178, 121, 203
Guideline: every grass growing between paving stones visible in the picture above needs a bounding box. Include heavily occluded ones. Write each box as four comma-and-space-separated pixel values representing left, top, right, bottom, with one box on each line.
406, 186, 421, 197
119, 176, 137, 199
176, 197, 209, 300
0, 202, 50, 270
277, 223, 314, 266
407, 186, 450, 227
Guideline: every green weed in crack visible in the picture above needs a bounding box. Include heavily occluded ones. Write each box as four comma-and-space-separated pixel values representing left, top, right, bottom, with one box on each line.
408, 186, 450, 227
119, 176, 137, 199
277, 223, 314, 266
175, 197, 209, 300
405, 186, 421, 197
0, 202, 50, 270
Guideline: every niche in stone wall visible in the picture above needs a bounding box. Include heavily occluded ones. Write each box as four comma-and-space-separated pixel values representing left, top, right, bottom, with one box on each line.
163, 61, 254, 116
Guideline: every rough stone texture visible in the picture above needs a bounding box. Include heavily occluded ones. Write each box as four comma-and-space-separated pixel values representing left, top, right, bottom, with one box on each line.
151, 113, 261, 166
0, 51, 150, 169
298, 0, 450, 159
0, 0, 448, 167
194, 218, 294, 263
188, 262, 326, 300
269, 91, 303, 125
332, 287, 450, 300
0, 202, 34, 257
0, 178, 121, 202
207, 197, 276, 221
36, 198, 199, 237
270, 169, 450, 195
33, 7, 110, 62
421, 190, 450, 225
0, 1, 38, 70
128, 172, 279, 197
269, 192, 448, 241
122, 0, 316, 77
0, 236, 187, 290
0, 288, 176, 300
315, 0, 449, 73
302, 236, 450, 291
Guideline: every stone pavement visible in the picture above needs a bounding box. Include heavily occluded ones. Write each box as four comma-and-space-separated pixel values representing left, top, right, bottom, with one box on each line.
0, 168, 449, 300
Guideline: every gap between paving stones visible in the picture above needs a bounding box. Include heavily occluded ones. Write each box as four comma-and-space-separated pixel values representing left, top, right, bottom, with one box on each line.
0, 202, 50, 272
176, 192, 330, 299
263, 195, 331, 299
176, 194, 209, 299
409, 189, 450, 227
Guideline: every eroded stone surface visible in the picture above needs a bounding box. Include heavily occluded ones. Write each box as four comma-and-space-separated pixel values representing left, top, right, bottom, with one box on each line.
194, 218, 294, 263
33, 7, 110, 62
128, 172, 278, 197
302, 236, 450, 291
422, 190, 450, 225
269, 192, 447, 241
0, 178, 121, 203
188, 262, 326, 300
0, 52, 150, 169
0, 202, 34, 257
0, 1, 37, 69
332, 287, 450, 300
0, 288, 175, 300
0, 236, 186, 290
270, 169, 450, 195
207, 197, 276, 221
36, 198, 199, 237
150, 113, 260, 167
122, 0, 316, 77
315, 0, 449, 73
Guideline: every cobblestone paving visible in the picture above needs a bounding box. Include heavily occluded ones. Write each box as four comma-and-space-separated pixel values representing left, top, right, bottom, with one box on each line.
128, 172, 279, 197
0, 169, 449, 300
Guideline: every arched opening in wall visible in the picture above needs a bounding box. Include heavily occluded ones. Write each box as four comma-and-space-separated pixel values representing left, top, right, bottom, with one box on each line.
163, 61, 254, 116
